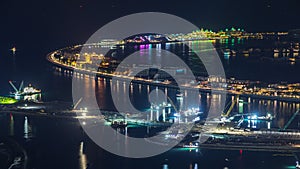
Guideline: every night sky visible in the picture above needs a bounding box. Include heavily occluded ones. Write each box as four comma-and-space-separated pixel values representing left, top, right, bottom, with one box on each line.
1, 0, 300, 49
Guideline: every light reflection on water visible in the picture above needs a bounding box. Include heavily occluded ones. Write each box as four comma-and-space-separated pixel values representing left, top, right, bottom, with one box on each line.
24, 116, 29, 139
9, 113, 14, 136
79, 141, 87, 169
73, 75, 300, 129
0, 113, 298, 169
44, 70, 300, 130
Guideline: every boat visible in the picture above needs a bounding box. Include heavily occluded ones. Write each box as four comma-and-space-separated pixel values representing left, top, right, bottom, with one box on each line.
274, 49, 280, 53
244, 113, 274, 121
111, 121, 127, 128
223, 49, 231, 59
182, 141, 199, 148
231, 50, 237, 56
176, 93, 184, 100
293, 48, 299, 53
223, 49, 231, 55
242, 50, 250, 57
9, 81, 41, 101
13, 100, 73, 112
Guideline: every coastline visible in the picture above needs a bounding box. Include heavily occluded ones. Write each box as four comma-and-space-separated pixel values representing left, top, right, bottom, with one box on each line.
47, 51, 300, 103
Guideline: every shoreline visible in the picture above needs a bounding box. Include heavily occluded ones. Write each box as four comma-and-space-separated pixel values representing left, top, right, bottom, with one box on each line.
47, 50, 300, 103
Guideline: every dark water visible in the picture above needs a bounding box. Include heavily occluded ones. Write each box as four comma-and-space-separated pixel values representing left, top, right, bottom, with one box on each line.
0, 39, 300, 169
0, 113, 298, 169
214, 39, 300, 82
109, 39, 300, 83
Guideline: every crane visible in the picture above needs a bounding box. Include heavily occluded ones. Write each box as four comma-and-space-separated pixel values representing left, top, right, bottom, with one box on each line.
73, 97, 83, 110
167, 96, 179, 114
9, 81, 24, 97
281, 109, 300, 131
222, 95, 239, 117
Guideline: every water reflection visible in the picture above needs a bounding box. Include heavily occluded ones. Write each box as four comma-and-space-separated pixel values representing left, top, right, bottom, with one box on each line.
23, 116, 34, 139
9, 113, 14, 136
24, 116, 33, 139
0, 111, 298, 169
79, 141, 87, 169
24, 116, 28, 139
78, 74, 300, 129
194, 163, 198, 169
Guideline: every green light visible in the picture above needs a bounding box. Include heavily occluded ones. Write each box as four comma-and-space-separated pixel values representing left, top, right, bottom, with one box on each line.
126, 125, 140, 128
0, 96, 18, 104
231, 38, 235, 44
238, 38, 241, 44
0, 97, 18, 105
173, 147, 198, 151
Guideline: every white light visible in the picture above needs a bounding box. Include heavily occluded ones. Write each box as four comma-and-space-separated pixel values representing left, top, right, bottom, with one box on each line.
252, 115, 258, 120
174, 113, 180, 117
194, 117, 200, 122
194, 163, 198, 169
82, 113, 86, 116
82, 121, 86, 125
267, 122, 271, 130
